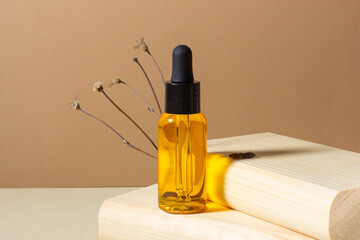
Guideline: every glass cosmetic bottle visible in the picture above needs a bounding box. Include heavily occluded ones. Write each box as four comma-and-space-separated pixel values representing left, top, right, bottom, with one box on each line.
158, 45, 207, 214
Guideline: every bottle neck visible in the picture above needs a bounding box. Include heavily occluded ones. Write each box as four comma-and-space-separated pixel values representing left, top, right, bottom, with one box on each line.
165, 81, 200, 114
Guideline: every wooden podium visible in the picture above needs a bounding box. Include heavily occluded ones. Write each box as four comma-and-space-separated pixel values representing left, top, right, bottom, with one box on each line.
99, 133, 360, 240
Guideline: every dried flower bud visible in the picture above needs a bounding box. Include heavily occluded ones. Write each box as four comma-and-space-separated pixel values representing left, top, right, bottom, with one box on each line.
133, 37, 149, 53
71, 100, 81, 110
109, 77, 123, 88
92, 81, 104, 92
112, 77, 123, 85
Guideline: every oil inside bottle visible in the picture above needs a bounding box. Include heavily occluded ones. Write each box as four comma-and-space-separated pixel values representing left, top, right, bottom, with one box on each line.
158, 112, 207, 214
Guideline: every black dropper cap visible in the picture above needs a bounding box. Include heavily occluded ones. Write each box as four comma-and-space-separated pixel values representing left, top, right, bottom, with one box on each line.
165, 45, 200, 114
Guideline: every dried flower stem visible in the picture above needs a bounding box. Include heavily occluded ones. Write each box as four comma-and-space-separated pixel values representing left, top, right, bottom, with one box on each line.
78, 106, 157, 159
133, 38, 165, 88
101, 89, 158, 151
133, 58, 162, 114
148, 51, 165, 88
115, 79, 159, 119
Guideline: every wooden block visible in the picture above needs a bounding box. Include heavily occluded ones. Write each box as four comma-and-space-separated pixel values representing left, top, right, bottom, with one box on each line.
98, 185, 314, 240
207, 133, 360, 240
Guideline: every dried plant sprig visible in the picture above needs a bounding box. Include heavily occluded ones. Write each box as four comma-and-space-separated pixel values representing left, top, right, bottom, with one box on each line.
133, 57, 162, 114
133, 37, 149, 53
133, 38, 165, 88
109, 76, 123, 86
71, 100, 156, 159
111, 77, 159, 119
93, 85, 158, 151
71, 99, 81, 110
93, 81, 104, 92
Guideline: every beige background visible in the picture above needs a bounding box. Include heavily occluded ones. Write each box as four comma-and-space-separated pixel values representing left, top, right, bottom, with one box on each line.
1, 0, 359, 187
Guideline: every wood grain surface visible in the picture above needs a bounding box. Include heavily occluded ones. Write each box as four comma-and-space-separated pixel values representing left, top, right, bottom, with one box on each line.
207, 133, 360, 239
98, 185, 314, 240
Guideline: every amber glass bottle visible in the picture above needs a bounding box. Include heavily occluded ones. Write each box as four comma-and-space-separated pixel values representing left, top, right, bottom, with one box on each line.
158, 45, 207, 214
158, 113, 207, 213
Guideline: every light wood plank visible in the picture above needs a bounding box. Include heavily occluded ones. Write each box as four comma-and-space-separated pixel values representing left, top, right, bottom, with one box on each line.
207, 133, 360, 240
99, 185, 314, 240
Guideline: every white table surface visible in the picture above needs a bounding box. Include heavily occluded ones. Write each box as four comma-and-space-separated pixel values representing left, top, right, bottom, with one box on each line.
0, 187, 140, 240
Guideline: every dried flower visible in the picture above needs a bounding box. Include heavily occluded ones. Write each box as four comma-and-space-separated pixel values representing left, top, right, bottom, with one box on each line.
133, 37, 149, 53
71, 100, 81, 110
133, 38, 165, 88
71, 37, 166, 160
92, 81, 104, 92
113, 77, 123, 85
109, 77, 123, 88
